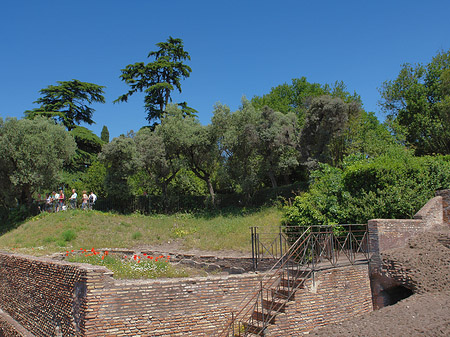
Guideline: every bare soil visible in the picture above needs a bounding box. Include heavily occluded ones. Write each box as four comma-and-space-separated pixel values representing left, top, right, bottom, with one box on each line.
310, 230, 450, 337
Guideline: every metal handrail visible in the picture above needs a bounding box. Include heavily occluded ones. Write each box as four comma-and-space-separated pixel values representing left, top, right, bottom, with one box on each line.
219, 229, 312, 336
220, 225, 370, 336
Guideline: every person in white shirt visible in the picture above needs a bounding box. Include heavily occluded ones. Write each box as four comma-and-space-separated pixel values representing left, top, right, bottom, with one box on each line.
89, 192, 97, 210
69, 189, 78, 209
54, 191, 60, 212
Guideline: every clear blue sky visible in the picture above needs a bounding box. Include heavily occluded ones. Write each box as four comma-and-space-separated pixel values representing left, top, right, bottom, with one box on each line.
1, 0, 450, 139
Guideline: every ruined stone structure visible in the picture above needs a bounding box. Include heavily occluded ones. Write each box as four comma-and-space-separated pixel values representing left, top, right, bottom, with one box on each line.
0, 190, 448, 336
368, 190, 450, 309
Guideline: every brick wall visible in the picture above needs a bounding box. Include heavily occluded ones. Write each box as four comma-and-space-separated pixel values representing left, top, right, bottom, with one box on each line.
436, 189, 450, 226
0, 252, 108, 337
0, 252, 373, 336
368, 195, 443, 254
266, 264, 372, 336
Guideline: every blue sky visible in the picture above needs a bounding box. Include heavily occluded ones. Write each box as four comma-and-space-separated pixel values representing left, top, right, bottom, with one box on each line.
1, 0, 450, 139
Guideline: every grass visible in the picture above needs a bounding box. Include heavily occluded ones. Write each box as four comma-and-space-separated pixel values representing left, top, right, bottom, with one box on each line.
0, 207, 283, 256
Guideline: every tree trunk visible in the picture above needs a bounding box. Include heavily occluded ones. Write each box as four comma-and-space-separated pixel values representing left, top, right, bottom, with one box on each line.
268, 171, 278, 188
206, 177, 215, 207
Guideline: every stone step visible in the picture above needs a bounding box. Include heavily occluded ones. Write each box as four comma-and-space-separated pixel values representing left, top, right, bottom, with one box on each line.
251, 310, 276, 324
243, 322, 265, 336
262, 299, 286, 313
280, 277, 305, 289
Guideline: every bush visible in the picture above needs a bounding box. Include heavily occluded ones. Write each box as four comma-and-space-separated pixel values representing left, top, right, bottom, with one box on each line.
283, 153, 450, 228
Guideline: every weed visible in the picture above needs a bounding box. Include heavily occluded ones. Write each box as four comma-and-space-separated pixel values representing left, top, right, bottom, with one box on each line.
61, 229, 77, 242
132, 231, 142, 240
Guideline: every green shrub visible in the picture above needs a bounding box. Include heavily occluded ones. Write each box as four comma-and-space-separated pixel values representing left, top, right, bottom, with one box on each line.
283, 153, 450, 228
61, 229, 77, 242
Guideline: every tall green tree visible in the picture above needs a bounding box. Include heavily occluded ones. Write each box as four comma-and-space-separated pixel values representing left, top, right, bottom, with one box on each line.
134, 127, 181, 202
254, 106, 299, 187
99, 135, 138, 203
299, 96, 361, 168
101, 125, 110, 143
0, 117, 76, 207
379, 49, 450, 155
69, 126, 104, 171
251, 77, 360, 125
159, 106, 219, 205
212, 100, 262, 197
115, 37, 193, 125
25, 79, 105, 131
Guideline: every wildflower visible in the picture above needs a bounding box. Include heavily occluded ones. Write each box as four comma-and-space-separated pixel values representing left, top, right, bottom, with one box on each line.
101, 256, 104, 260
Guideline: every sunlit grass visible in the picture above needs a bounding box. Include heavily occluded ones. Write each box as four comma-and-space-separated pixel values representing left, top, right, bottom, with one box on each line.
0, 207, 283, 255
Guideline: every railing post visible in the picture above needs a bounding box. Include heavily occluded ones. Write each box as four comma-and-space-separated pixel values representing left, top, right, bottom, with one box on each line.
251, 227, 257, 271
260, 280, 265, 334
349, 225, 354, 263
279, 226, 283, 262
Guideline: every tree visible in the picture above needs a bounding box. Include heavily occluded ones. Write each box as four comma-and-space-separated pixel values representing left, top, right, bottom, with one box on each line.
159, 106, 219, 205
69, 126, 104, 171
212, 100, 263, 197
299, 96, 360, 168
251, 77, 361, 126
99, 135, 138, 203
101, 125, 110, 143
379, 49, 450, 155
115, 37, 193, 125
25, 79, 105, 131
0, 117, 76, 207
254, 106, 299, 188
134, 127, 181, 203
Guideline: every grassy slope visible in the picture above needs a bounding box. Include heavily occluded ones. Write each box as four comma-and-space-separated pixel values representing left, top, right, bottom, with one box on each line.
0, 207, 283, 256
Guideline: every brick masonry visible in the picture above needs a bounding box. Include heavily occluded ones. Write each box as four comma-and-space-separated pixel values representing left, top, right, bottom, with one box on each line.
0, 252, 373, 336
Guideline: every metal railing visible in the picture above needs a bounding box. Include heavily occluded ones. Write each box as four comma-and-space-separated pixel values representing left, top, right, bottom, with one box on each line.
251, 224, 369, 270
221, 225, 370, 336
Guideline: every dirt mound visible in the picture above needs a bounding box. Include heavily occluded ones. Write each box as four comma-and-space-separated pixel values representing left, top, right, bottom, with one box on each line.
310, 231, 450, 336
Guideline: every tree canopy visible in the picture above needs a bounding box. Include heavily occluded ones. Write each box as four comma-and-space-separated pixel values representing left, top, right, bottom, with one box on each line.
101, 125, 110, 143
251, 77, 361, 125
115, 37, 193, 125
0, 117, 76, 207
379, 49, 450, 155
25, 79, 105, 131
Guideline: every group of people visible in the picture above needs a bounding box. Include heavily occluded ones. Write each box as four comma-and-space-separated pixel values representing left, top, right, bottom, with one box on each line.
44, 189, 97, 212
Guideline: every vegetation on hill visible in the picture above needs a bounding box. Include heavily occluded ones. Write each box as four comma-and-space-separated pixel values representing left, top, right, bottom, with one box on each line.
0, 207, 282, 256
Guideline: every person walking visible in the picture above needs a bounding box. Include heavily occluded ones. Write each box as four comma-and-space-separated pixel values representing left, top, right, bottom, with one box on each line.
81, 191, 89, 210
89, 191, 97, 210
58, 189, 65, 211
69, 189, 78, 209
54, 191, 59, 212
